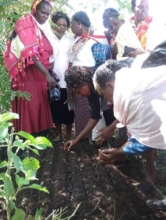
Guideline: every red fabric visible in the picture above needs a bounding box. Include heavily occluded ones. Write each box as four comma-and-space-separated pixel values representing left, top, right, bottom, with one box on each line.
12, 32, 54, 134
4, 15, 44, 87
130, 16, 153, 49
4, 0, 52, 87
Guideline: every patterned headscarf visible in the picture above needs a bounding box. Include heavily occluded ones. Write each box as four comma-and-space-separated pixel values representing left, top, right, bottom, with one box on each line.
31, 0, 52, 16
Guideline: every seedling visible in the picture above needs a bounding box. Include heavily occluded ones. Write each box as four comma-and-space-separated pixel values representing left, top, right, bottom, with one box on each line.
0, 112, 53, 220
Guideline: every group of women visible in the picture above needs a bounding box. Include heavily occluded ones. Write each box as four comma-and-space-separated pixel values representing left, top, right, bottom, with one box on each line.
4, 0, 166, 194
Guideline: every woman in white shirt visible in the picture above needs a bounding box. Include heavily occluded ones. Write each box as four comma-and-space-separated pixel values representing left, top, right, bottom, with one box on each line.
51, 11, 74, 141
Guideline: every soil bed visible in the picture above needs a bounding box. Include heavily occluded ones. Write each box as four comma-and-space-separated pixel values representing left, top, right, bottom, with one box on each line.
0, 128, 166, 220
15, 139, 166, 220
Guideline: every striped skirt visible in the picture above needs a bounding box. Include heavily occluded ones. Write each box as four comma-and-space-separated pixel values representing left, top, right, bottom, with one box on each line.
74, 94, 92, 140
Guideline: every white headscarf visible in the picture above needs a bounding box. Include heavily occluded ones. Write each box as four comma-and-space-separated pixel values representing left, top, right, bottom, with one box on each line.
31, 14, 59, 63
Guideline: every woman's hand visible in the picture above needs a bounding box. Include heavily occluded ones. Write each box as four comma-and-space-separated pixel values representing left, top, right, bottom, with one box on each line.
32, 56, 59, 90
98, 148, 126, 164
64, 139, 78, 151
127, 48, 145, 58
95, 126, 114, 145
46, 74, 59, 90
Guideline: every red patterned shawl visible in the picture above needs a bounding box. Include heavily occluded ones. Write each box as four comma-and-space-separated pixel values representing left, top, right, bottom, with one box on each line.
4, 0, 52, 87
130, 16, 153, 49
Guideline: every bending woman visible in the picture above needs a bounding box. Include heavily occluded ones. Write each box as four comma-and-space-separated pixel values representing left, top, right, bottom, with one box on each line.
4, 0, 59, 136
93, 60, 166, 193
64, 66, 107, 150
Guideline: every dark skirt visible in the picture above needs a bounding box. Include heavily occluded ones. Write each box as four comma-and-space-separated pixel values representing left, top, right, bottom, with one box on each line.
50, 88, 74, 124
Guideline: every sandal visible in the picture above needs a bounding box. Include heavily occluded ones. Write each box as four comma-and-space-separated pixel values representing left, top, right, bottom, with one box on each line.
137, 180, 157, 193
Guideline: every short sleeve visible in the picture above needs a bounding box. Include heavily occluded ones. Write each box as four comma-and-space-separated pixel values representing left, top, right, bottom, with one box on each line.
88, 91, 101, 120
91, 43, 111, 70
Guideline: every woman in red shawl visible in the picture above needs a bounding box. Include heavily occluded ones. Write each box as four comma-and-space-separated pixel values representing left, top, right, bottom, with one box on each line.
4, 0, 59, 136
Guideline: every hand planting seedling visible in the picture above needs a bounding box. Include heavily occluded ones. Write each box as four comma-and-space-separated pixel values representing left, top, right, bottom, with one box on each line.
0, 112, 53, 220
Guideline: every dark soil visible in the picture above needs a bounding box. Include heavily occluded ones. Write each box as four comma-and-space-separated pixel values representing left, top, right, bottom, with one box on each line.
17, 139, 166, 219
1, 128, 166, 220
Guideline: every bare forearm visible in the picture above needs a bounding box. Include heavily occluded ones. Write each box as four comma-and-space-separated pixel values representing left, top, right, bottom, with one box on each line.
32, 56, 49, 77
108, 119, 119, 131
75, 118, 99, 142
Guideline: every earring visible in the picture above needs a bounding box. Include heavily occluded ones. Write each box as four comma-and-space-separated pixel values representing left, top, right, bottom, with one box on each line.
79, 24, 82, 29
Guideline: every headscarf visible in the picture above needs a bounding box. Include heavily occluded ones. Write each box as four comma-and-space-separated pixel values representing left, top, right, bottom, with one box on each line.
31, 0, 59, 63
31, 0, 52, 15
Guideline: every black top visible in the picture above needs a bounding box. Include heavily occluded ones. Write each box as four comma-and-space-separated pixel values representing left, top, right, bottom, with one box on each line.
87, 85, 102, 120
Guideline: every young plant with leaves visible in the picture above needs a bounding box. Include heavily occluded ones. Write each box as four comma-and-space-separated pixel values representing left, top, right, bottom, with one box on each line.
0, 112, 53, 220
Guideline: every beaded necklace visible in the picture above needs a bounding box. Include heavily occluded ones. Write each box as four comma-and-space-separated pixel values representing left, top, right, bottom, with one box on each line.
72, 29, 90, 61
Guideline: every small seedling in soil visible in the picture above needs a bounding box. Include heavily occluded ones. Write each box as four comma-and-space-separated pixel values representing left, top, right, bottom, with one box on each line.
0, 112, 53, 220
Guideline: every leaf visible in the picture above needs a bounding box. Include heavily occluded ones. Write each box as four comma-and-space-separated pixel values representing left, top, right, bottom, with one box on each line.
0, 161, 7, 169
22, 157, 40, 173
24, 144, 39, 156
12, 208, 25, 220
0, 173, 14, 197
26, 184, 49, 194
0, 123, 10, 142
25, 170, 37, 180
34, 137, 53, 149
10, 201, 15, 211
10, 151, 22, 173
17, 131, 36, 144
0, 112, 19, 124
15, 174, 29, 187
13, 140, 25, 150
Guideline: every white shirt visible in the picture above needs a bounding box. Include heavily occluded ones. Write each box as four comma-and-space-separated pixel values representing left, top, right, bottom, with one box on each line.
53, 33, 74, 88
114, 66, 166, 149
70, 36, 96, 67
145, 19, 166, 52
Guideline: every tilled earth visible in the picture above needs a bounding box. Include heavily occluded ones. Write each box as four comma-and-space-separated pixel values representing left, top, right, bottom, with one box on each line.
13, 139, 166, 220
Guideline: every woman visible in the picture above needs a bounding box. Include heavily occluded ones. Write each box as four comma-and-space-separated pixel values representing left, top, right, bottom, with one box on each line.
50, 11, 74, 141
4, 0, 59, 136
70, 11, 111, 142
102, 8, 117, 45
64, 66, 105, 150
128, 0, 166, 57
93, 60, 166, 192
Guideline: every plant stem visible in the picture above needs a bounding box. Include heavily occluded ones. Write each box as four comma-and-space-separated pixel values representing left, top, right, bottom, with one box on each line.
6, 129, 14, 220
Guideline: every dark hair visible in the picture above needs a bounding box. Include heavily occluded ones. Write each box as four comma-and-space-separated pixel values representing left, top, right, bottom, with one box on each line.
72, 11, 91, 28
52, 11, 70, 28
131, 0, 136, 8
103, 8, 120, 19
36, 0, 50, 10
65, 66, 92, 89
93, 60, 122, 90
